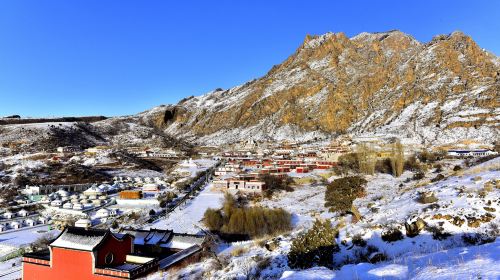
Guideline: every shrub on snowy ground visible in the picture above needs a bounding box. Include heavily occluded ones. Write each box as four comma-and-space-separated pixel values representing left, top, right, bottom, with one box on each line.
417, 150, 444, 163
203, 208, 224, 231
288, 219, 339, 269
261, 174, 294, 197
324, 176, 367, 213
426, 225, 452, 240
462, 233, 496, 245
375, 158, 392, 174
381, 227, 404, 242
202, 193, 291, 240
416, 191, 439, 204
337, 153, 359, 174
430, 173, 445, 182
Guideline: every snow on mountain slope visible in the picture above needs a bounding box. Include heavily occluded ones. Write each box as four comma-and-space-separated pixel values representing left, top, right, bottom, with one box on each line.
145, 30, 499, 145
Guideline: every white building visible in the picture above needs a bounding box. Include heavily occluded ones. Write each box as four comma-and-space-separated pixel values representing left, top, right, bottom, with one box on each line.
18, 209, 29, 217
84, 186, 104, 196
142, 183, 159, 192
447, 149, 497, 158
25, 219, 36, 227
10, 221, 21, 229
3, 211, 14, 219
75, 218, 91, 229
73, 203, 84, 210
95, 208, 110, 218
63, 202, 73, 209
51, 200, 63, 207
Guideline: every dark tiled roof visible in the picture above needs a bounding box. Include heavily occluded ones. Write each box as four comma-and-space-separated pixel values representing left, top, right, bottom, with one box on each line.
50, 227, 123, 251
23, 249, 50, 261
158, 245, 202, 269
122, 228, 173, 246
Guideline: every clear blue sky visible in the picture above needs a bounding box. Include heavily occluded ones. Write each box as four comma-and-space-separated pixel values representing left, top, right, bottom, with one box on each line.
0, 1, 499, 117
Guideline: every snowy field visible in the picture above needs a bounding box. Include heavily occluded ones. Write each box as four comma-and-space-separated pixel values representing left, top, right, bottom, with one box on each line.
281, 238, 500, 280
146, 183, 224, 234
144, 157, 500, 279
260, 184, 331, 228
0, 225, 57, 249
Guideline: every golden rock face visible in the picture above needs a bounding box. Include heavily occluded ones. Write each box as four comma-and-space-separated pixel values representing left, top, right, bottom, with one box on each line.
154, 31, 499, 142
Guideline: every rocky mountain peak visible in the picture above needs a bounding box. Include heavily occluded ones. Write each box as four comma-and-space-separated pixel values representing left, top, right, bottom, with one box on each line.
139, 30, 498, 145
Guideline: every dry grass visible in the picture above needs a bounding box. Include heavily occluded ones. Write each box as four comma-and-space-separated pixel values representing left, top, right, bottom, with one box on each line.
293, 177, 316, 185
318, 172, 335, 180
230, 246, 249, 257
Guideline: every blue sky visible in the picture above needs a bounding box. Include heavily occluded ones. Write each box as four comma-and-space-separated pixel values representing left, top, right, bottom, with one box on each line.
0, 1, 499, 117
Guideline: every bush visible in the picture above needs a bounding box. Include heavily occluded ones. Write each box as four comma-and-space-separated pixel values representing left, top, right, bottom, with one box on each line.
462, 233, 496, 245
203, 194, 291, 240
431, 173, 445, 182
356, 143, 377, 175
338, 153, 359, 174
203, 208, 224, 231
288, 219, 339, 269
325, 176, 367, 213
412, 171, 425, 180
427, 226, 451, 240
434, 164, 443, 173
261, 174, 294, 198
375, 159, 392, 174
404, 155, 421, 172
352, 235, 367, 247
416, 192, 438, 204
418, 150, 443, 163
389, 141, 405, 177
381, 228, 404, 243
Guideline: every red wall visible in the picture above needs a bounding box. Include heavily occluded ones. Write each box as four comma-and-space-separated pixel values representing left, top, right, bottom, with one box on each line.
23, 235, 133, 280
95, 235, 133, 267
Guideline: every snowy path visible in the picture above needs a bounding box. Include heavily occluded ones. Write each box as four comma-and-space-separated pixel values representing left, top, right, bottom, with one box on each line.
146, 184, 224, 234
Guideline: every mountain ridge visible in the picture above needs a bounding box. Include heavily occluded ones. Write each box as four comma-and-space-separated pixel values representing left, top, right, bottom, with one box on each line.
140, 30, 498, 145
3, 30, 496, 148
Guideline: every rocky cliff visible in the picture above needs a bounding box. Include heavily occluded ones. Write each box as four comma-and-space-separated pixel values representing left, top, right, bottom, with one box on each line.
148, 30, 498, 145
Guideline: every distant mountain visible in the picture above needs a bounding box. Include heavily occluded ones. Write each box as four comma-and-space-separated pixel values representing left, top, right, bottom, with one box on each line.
2, 31, 498, 149
146, 30, 499, 145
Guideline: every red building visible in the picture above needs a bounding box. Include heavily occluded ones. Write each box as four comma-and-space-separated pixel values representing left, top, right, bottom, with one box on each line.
23, 227, 158, 280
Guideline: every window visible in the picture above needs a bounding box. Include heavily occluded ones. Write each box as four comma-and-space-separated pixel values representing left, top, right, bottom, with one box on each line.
105, 252, 114, 265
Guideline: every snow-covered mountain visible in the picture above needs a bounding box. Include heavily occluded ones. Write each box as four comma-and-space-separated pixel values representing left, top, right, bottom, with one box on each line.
147, 30, 499, 145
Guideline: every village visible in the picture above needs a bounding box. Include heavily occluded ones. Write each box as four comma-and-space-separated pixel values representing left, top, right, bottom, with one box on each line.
0, 133, 497, 279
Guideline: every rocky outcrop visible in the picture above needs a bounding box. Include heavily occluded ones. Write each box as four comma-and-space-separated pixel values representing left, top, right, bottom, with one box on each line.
147, 30, 499, 145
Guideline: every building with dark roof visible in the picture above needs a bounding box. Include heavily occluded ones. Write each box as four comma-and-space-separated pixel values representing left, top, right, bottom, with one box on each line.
22, 227, 157, 280
23, 227, 209, 279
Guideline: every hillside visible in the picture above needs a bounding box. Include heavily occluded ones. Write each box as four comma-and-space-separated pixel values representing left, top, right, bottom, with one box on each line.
149, 30, 499, 145
149, 157, 500, 279
2, 31, 498, 148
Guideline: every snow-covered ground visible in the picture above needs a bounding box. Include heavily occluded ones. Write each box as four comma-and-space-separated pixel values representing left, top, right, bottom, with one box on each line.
149, 157, 499, 279
174, 158, 218, 178
0, 225, 57, 249
146, 183, 224, 234
260, 184, 331, 228
281, 238, 500, 280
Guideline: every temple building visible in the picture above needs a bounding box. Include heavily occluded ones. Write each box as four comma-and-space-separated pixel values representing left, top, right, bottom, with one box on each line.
22, 227, 208, 279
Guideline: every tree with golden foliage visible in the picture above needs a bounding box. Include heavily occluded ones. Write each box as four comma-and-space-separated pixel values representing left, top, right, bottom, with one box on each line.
355, 143, 377, 175
389, 140, 404, 177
